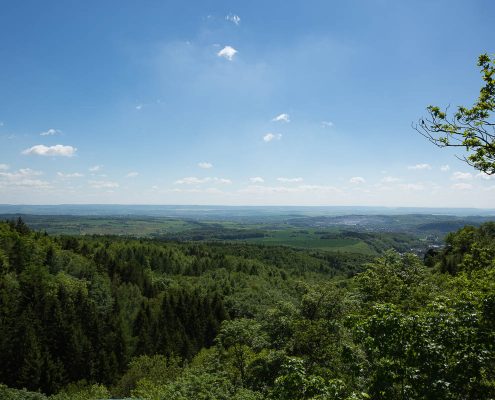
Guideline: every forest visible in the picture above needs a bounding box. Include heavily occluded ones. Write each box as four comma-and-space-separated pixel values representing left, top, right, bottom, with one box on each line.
0, 216, 494, 399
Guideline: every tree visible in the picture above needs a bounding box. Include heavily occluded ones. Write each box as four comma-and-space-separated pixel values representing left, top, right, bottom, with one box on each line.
113, 354, 181, 397
415, 53, 495, 174
355, 250, 431, 308
216, 318, 268, 386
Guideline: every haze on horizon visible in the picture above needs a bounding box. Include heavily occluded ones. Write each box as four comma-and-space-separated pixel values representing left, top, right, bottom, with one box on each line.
1, 1, 494, 207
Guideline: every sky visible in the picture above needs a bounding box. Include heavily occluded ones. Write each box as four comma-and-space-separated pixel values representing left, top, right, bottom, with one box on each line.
1, 0, 494, 207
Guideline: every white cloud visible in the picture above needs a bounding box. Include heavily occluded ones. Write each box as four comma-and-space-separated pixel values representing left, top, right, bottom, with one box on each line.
89, 180, 119, 189
151, 185, 159, 190
89, 165, 102, 172
215, 178, 232, 184
272, 113, 290, 123
3, 168, 43, 177
240, 184, 341, 195
22, 144, 76, 157
0, 121, 3, 127
136, 104, 143, 110
0, 164, 9, 170
175, 177, 209, 185
225, 14, 240, 25
249, 177, 264, 183
399, 183, 424, 191
263, 133, 282, 142
381, 176, 400, 183
321, 121, 334, 128
0, 168, 50, 188
440, 165, 450, 172
0, 179, 50, 188
40, 128, 62, 136
126, 171, 139, 178
451, 171, 473, 181
349, 176, 366, 184
175, 177, 232, 185
217, 46, 238, 61
171, 187, 225, 194
475, 172, 494, 180
198, 162, 213, 169
408, 163, 431, 170
277, 177, 303, 183
451, 183, 472, 190
57, 172, 84, 178
204, 187, 224, 194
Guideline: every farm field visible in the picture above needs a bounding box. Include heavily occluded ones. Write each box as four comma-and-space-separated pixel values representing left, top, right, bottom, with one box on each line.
4, 209, 493, 256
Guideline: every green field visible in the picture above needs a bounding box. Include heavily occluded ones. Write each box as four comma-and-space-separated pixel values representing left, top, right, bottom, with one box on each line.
244, 229, 374, 254
5, 215, 197, 236
1, 214, 436, 256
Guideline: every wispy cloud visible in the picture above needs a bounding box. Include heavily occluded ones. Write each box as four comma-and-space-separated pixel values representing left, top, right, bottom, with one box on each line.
212, 177, 232, 185
225, 14, 240, 25
240, 184, 341, 195
272, 113, 290, 123
263, 133, 282, 142
249, 177, 264, 183
89, 180, 119, 189
22, 144, 76, 157
172, 187, 225, 194
399, 183, 424, 191
57, 172, 84, 178
451, 171, 473, 181
126, 171, 139, 178
175, 177, 209, 185
451, 183, 472, 190
0, 168, 50, 188
277, 177, 303, 183
440, 165, 450, 172
198, 162, 213, 169
0, 164, 9, 170
321, 121, 334, 128
175, 176, 232, 185
40, 128, 62, 136
349, 176, 365, 184
475, 172, 494, 180
4, 168, 42, 177
217, 46, 238, 61
381, 176, 401, 183
408, 163, 431, 170
89, 165, 102, 172
135, 104, 143, 110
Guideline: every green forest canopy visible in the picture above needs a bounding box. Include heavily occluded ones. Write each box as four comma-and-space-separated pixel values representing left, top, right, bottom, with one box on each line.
1, 217, 494, 399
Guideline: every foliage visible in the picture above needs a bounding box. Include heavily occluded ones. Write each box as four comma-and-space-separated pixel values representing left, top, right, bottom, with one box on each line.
0, 384, 47, 400
48, 384, 110, 400
416, 53, 495, 174
113, 354, 182, 397
355, 250, 436, 309
437, 222, 495, 273
1, 219, 495, 399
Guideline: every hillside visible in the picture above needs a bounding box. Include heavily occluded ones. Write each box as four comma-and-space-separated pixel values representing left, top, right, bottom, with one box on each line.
1, 218, 494, 399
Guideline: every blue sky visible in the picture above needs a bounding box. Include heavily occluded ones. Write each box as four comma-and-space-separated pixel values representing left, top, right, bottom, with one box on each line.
1, 0, 494, 207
